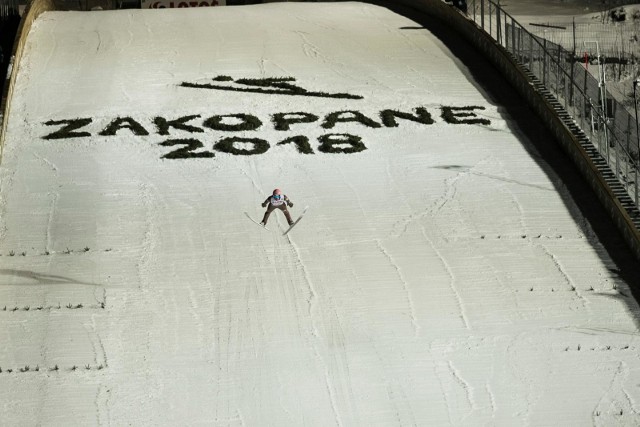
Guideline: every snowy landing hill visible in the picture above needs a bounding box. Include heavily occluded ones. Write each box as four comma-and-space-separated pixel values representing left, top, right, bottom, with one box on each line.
1, 2, 640, 425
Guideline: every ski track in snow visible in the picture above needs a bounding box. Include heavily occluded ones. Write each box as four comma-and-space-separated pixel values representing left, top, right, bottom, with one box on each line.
135, 181, 162, 413
286, 204, 361, 424
419, 227, 471, 330
284, 228, 319, 337
279, 236, 358, 427
505, 333, 540, 426
90, 322, 112, 427
503, 169, 528, 233
436, 359, 473, 425
593, 361, 627, 424
295, 30, 323, 62
392, 166, 462, 239
448, 360, 478, 420
28, 151, 60, 253
337, 166, 368, 230
97, 384, 112, 427
87, 314, 108, 367
187, 277, 206, 356
0, 156, 17, 242
486, 383, 497, 419
137, 182, 157, 291
431, 349, 456, 426
94, 30, 102, 53
324, 368, 345, 427
293, 28, 354, 82
241, 160, 266, 198
623, 387, 640, 416
375, 239, 420, 337
384, 160, 416, 216
45, 191, 58, 253
538, 243, 589, 310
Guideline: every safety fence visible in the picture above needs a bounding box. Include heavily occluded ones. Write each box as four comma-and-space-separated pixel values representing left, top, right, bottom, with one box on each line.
467, 0, 640, 209
527, 21, 640, 60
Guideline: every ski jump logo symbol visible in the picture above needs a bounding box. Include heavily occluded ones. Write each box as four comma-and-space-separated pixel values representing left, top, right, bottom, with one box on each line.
180, 75, 363, 100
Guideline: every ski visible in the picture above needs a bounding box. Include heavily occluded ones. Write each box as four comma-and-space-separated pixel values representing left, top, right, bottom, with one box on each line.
244, 212, 270, 231
283, 206, 308, 236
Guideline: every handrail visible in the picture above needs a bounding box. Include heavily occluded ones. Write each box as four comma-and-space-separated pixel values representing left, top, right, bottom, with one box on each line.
468, 0, 640, 209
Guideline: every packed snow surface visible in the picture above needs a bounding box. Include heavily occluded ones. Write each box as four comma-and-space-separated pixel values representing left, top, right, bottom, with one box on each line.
1, 2, 640, 425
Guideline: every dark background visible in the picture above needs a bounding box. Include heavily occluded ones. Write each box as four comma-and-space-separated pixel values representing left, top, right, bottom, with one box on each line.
0, 6, 20, 97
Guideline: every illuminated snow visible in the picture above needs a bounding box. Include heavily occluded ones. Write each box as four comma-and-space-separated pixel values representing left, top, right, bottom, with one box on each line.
1, 2, 639, 425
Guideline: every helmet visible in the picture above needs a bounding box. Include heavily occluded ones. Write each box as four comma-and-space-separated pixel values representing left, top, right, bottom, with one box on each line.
273, 188, 282, 195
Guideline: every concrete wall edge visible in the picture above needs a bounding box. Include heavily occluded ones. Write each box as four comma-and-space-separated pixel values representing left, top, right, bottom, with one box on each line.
0, 0, 57, 162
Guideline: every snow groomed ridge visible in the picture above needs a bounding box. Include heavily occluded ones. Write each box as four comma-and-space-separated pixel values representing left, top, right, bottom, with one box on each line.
1, 1, 640, 425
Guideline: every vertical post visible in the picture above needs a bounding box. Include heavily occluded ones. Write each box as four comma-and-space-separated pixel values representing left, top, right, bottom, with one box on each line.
627, 113, 631, 189
598, 51, 609, 162
598, 108, 603, 155
473, 0, 476, 23
543, 37, 547, 85
511, 16, 516, 54
518, 22, 522, 62
556, 45, 561, 96
570, 19, 575, 107
565, 70, 569, 110
496, 0, 501, 45
634, 80, 640, 205
583, 67, 588, 134
505, 15, 509, 51
529, 32, 533, 71
561, 65, 566, 109
489, 0, 492, 39
616, 121, 620, 179
572, 17, 576, 57
480, 0, 484, 31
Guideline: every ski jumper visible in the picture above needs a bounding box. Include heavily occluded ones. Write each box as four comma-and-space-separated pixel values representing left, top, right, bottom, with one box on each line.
262, 194, 294, 225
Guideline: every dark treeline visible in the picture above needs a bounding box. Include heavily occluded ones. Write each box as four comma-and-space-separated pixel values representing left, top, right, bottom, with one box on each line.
0, 0, 20, 97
